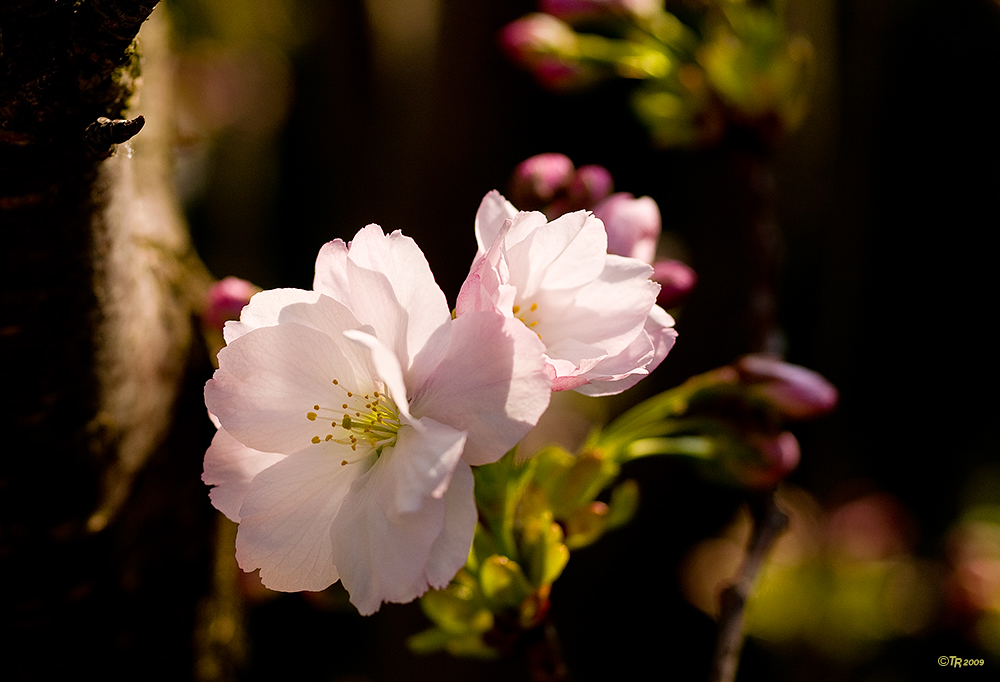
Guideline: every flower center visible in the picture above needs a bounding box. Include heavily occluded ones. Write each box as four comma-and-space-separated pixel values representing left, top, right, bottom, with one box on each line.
306, 378, 401, 465
512, 301, 541, 339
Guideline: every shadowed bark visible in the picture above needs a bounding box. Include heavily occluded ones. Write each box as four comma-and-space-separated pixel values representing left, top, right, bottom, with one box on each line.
1, 3, 224, 679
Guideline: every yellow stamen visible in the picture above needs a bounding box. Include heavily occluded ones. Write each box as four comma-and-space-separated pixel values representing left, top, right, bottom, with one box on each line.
306, 376, 402, 457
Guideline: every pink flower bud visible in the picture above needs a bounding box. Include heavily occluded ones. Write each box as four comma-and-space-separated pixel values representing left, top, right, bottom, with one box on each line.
563, 164, 614, 211
500, 13, 578, 69
203, 276, 260, 330
826, 494, 911, 562
540, 0, 661, 20
540, 0, 612, 21
500, 14, 593, 91
744, 431, 801, 488
593, 192, 661, 263
620, 0, 662, 17
509, 153, 576, 210
735, 354, 839, 420
533, 59, 590, 91
652, 259, 697, 308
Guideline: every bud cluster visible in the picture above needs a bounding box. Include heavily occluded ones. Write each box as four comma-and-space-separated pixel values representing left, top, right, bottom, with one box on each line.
501, 1, 813, 148
509, 153, 696, 308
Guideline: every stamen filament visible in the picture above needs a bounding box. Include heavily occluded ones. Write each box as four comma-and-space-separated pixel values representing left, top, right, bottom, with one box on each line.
305, 376, 402, 458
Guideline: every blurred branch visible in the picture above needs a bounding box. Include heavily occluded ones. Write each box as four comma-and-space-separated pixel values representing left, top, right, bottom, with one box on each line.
527, 620, 571, 682
708, 491, 788, 682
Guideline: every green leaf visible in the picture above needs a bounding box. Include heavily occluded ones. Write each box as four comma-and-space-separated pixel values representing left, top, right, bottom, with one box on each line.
479, 555, 533, 611
550, 451, 619, 517
407, 627, 453, 654
420, 573, 493, 636
563, 502, 610, 550
606, 479, 641, 531
474, 449, 536, 560
535, 523, 570, 586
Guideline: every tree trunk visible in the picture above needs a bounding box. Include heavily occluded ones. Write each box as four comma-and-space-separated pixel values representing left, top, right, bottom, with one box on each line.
1, 3, 221, 678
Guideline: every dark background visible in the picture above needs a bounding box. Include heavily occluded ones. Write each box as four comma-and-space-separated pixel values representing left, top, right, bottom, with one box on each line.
180, 0, 1000, 679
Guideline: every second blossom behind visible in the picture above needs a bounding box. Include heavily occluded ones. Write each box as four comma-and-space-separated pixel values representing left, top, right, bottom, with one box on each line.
457, 190, 677, 396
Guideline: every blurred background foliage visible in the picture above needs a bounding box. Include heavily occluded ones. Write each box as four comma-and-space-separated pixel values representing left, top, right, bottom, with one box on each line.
164, 0, 1000, 680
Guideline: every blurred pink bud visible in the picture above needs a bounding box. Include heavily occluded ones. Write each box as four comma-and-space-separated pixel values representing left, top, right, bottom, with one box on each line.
561, 164, 614, 212
203, 276, 260, 330
500, 14, 594, 91
652, 259, 697, 308
509, 153, 576, 209
826, 493, 911, 562
500, 13, 577, 70
593, 192, 661, 263
736, 354, 839, 420
945, 520, 1000, 617
620, 0, 662, 17
534, 58, 590, 91
540, 0, 661, 20
540, 0, 611, 21
743, 431, 801, 488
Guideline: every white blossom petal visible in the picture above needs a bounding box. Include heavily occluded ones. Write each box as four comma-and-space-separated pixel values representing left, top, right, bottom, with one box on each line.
506, 210, 607, 296
455, 222, 517, 319
409, 311, 551, 465
424, 460, 476, 588
223, 288, 321, 344
540, 255, 657, 357
313, 226, 451, 369
274, 293, 369, 339
313, 239, 350, 300
458, 192, 676, 395
574, 305, 677, 396
206, 322, 374, 455
203, 427, 286, 522
328, 437, 458, 615
474, 190, 519, 253
390, 417, 467, 512
342, 226, 452, 353
235, 445, 366, 592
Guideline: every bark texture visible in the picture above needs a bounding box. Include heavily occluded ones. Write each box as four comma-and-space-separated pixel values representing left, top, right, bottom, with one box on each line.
1, 3, 219, 678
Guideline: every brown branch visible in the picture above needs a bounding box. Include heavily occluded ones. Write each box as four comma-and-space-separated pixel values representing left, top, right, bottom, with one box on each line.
708, 492, 789, 682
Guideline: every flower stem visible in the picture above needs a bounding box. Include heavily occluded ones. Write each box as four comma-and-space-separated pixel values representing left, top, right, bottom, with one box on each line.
526, 619, 571, 682
708, 491, 788, 682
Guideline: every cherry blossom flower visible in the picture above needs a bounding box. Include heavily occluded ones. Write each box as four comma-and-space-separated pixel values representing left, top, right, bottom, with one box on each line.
456, 190, 677, 396
203, 225, 550, 615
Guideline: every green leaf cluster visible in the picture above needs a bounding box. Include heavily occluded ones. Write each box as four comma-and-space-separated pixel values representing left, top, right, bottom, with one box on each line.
510, 0, 813, 149
412, 357, 828, 658
409, 444, 640, 657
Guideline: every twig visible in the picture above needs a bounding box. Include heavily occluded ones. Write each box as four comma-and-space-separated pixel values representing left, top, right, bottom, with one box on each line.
84, 115, 145, 159
708, 491, 789, 682
526, 620, 571, 682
